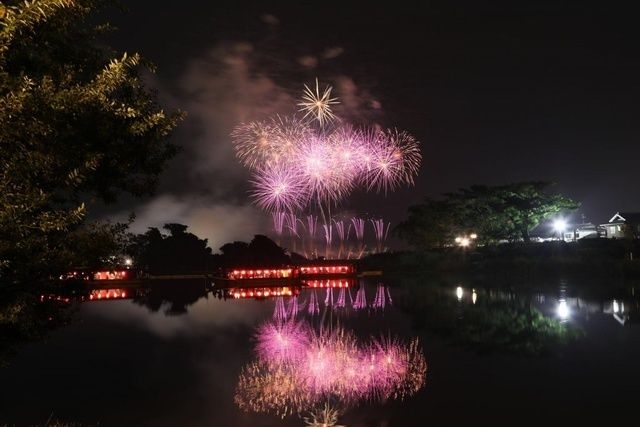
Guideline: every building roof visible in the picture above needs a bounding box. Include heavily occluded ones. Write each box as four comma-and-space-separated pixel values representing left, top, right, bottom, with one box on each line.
608, 212, 640, 224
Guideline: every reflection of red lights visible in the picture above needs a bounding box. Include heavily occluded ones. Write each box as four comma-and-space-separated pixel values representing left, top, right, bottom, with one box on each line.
41, 287, 134, 304
88, 289, 129, 300
228, 268, 296, 280
227, 264, 356, 280
93, 270, 128, 280
230, 286, 300, 299
40, 294, 71, 304
299, 265, 354, 275
301, 279, 354, 288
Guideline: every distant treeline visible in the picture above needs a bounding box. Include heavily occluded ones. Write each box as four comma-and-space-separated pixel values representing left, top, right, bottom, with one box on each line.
359, 238, 640, 288
127, 223, 294, 275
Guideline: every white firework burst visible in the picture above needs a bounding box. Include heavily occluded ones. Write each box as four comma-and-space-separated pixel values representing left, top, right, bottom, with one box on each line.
298, 78, 339, 127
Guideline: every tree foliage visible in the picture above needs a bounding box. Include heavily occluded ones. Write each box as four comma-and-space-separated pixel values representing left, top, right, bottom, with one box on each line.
394, 181, 579, 248
218, 234, 290, 268
128, 223, 215, 275
0, 0, 184, 283
128, 227, 291, 274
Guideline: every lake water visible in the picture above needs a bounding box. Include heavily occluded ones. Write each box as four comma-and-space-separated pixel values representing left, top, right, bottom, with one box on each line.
1, 276, 639, 426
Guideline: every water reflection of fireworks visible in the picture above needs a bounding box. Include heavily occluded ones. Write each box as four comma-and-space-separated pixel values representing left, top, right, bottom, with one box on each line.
235, 283, 427, 424
235, 319, 427, 419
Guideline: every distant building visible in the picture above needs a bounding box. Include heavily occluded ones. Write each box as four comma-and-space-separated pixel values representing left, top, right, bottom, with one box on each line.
562, 222, 606, 242
600, 212, 640, 239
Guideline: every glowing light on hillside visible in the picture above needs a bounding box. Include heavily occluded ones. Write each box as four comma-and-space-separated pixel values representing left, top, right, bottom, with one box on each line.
557, 299, 569, 320
553, 219, 567, 241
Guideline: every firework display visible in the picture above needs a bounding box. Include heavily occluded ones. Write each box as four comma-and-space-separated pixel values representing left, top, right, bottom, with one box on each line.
235, 319, 427, 418
233, 114, 421, 208
234, 285, 428, 421
231, 79, 422, 256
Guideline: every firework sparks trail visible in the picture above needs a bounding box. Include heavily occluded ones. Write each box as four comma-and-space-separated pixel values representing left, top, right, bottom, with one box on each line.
285, 213, 301, 237
351, 217, 365, 243
288, 295, 302, 318
335, 288, 347, 308
332, 218, 350, 259
306, 215, 318, 238
284, 212, 302, 253
274, 296, 288, 321
272, 211, 286, 236
370, 218, 390, 253
324, 287, 334, 307
306, 214, 318, 257
345, 223, 354, 258
308, 290, 320, 315
298, 77, 339, 127
353, 285, 367, 310
372, 284, 390, 309
333, 219, 348, 241
322, 223, 333, 257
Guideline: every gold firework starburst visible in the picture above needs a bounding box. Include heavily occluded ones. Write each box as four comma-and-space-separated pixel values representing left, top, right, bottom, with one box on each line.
303, 402, 345, 427
298, 78, 339, 127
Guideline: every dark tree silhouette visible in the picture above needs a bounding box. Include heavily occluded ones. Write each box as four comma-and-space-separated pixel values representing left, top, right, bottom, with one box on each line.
218, 235, 290, 268
130, 223, 216, 274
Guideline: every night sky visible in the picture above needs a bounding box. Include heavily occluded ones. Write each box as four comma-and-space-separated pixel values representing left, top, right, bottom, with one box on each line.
95, 1, 640, 249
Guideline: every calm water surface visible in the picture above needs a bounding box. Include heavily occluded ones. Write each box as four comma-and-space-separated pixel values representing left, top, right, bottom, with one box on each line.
1, 277, 640, 426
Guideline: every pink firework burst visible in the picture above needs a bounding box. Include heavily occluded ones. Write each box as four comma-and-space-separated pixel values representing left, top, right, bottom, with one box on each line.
231, 115, 312, 171
327, 125, 366, 188
249, 165, 309, 213
364, 335, 408, 399
230, 120, 276, 170
269, 114, 312, 160
297, 136, 347, 204
255, 319, 310, 363
302, 326, 361, 399
235, 317, 429, 417
231, 78, 423, 233
363, 128, 421, 194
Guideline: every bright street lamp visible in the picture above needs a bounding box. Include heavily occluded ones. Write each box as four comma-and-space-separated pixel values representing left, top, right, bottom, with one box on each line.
458, 237, 470, 247
553, 219, 566, 241
455, 233, 477, 248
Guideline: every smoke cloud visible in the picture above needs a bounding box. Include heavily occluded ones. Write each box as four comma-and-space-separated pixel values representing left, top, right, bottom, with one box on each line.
105, 13, 386, 252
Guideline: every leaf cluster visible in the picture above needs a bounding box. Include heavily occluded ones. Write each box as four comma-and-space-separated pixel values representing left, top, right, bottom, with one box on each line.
394, 181, 579, 248
0, 0, 184, 284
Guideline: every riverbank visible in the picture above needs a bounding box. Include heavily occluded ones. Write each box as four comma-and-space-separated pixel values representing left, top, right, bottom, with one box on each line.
357, 239, 640, 289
